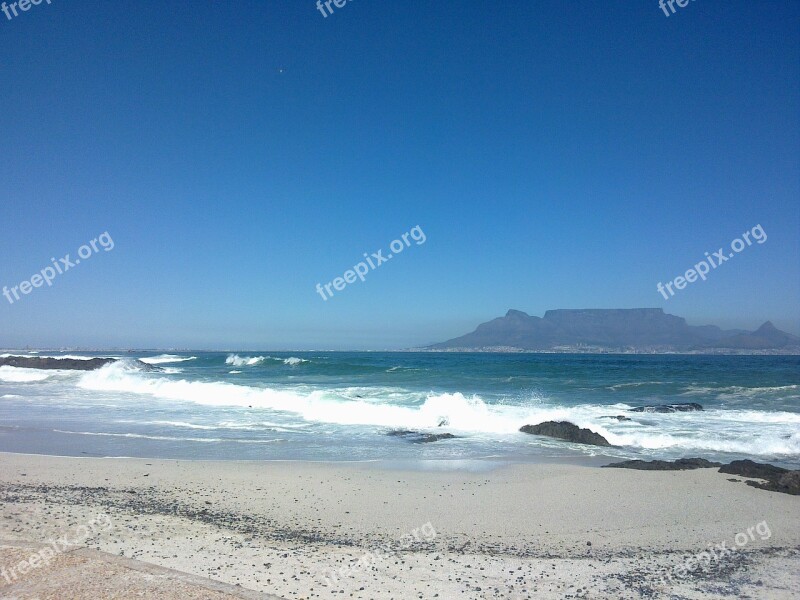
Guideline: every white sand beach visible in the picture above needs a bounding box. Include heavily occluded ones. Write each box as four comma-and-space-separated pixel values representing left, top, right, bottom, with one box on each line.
1, 453, 798, 599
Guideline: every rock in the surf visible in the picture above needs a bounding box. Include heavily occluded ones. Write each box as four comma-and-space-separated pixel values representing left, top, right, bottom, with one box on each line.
630, 403, 703, 413
519, 421, 610, 447
387, 430, 457, 444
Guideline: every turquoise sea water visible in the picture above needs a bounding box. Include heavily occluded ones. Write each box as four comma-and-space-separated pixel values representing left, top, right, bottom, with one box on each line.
1, 352, 798, 468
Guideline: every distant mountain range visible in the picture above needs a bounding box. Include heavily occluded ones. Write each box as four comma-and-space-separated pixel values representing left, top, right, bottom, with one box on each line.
427, 309, 800, 353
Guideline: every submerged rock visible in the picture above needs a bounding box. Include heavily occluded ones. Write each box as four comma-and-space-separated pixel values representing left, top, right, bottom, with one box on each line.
387, 430, 457, 444
519, 421, 610, 446
600, 415, 632, 422
603, 458, 721, 470
630, 403, 703, 413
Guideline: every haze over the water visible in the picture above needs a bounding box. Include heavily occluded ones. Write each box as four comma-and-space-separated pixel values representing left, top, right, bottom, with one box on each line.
0, 1, 798, 349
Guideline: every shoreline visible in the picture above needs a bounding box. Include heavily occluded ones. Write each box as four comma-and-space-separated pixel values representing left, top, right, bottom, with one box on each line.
0, 448, 618, 469
1, 452, 798, 599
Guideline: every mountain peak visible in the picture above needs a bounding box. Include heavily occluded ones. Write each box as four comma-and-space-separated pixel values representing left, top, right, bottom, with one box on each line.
505, 309, 530, 318
757, 321, 778, 332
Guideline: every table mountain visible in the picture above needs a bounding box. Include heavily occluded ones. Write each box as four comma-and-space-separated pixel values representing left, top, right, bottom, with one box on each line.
428, 308, 798, 352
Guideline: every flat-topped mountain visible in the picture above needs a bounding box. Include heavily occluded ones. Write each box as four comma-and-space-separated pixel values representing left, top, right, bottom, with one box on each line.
428, 309, 799, 352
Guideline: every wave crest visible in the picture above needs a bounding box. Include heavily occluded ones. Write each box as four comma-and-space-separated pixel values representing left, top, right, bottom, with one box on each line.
225, 354, 308, 367
70, 362, 800, 460
140, 355, 197, 365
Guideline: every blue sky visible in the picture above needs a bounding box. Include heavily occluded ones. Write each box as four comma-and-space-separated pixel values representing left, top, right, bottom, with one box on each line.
0, 0, 798, 349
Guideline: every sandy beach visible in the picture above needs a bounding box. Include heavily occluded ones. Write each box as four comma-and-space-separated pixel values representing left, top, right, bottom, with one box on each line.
0, 452, 798, 599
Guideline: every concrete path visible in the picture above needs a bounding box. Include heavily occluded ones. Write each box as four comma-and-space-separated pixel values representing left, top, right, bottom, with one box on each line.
0, 540, 283, 600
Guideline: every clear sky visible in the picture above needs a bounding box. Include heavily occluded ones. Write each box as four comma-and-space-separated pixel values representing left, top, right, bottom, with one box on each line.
1, 0, 798, 349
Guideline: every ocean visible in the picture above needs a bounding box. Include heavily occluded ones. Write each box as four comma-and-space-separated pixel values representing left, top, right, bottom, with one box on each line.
1, 352, 798, 468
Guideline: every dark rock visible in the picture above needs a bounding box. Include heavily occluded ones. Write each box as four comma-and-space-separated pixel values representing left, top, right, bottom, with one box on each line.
519, 421, 610, 446
775, 471, 800, 495
718, 459, 788, 481
744, 472, 800, 495
600, 415, 632, 422
0, 356, 116, 371
718, 460, 799, 495
603, 458, 721, 470
630, 403, 703, 413
0, 356, 160, 372
387, 430, 457, 444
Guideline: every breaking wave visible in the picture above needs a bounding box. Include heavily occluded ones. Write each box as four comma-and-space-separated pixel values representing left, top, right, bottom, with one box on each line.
140, 355, 197, 365
225, 354, 309, 367
72, 362, 800, 458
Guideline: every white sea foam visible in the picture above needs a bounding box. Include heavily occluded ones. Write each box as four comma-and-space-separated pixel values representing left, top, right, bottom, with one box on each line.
52, 430, 285, 444
0, 366, 53, 382
70, 362, 800, 457
115, 420, 217, 430
139, 355, 197, 365
606, 430, 800, 456
681, 384, 800, 397
79, 362, 535, 432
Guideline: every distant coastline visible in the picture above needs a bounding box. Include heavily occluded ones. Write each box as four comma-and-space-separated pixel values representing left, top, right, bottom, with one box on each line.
415, 347, 800, 355
426, 308, 800, 354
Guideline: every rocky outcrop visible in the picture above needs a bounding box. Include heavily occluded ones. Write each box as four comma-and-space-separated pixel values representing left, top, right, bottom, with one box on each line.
718, 459, 787, 480
770, 471, 800, 495
630, 403, 703, 413
519, 421, 610, 446
718, 460, 799, 495
0, 356, 115, 371
603, 458, 721, 470
0, 356, 159, 372
601, 456, 799, 495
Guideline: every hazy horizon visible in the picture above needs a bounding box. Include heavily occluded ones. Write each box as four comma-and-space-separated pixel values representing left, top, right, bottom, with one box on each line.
2, 307, 797, 351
